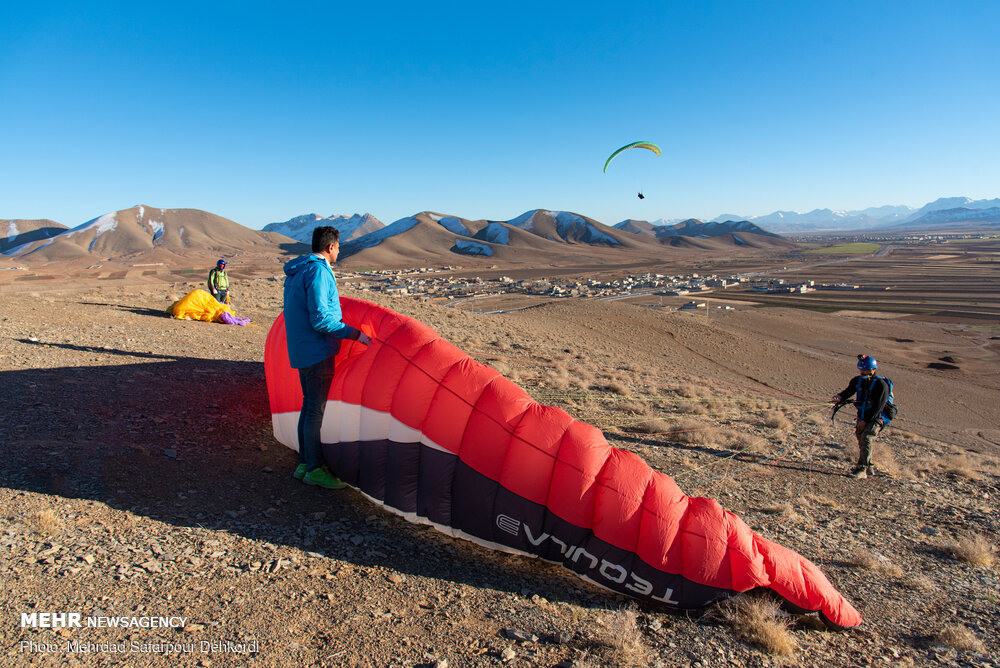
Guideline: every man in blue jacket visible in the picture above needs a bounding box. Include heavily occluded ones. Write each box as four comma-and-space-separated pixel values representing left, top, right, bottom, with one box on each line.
283, 226, 371, 489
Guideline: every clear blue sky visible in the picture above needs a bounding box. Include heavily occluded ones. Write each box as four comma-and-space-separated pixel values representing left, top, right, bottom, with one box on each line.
2, 1, 998, 229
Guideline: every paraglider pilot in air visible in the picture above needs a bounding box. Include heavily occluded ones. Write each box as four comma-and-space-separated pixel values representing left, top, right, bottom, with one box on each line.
283, 226, 372, 489
831, 355, 892, 479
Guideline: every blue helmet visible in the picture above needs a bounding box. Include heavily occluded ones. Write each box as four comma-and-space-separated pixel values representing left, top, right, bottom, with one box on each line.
217, 258, 227, 268
857, 355, 877, 371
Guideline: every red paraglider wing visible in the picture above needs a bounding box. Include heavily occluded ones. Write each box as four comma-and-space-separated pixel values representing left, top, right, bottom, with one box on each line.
265, 297, 862, 629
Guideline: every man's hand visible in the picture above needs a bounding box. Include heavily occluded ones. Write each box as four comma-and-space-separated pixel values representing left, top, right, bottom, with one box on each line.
830, 394, 842, 403
357, 333, 372, 346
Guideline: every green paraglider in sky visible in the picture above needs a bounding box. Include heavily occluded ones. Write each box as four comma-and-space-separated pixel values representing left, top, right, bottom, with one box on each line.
602, 141, 662, 173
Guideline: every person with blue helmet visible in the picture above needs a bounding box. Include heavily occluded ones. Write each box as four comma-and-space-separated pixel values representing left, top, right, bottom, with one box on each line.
831, 354, 890, 478
283, 226, 372, 489
208, 258, 230, 304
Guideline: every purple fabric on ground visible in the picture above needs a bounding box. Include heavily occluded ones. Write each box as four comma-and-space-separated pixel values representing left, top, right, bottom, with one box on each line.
218, 312, 250, 326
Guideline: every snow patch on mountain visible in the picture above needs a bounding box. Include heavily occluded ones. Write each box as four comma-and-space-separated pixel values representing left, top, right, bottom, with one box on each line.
476, 223, 510, 245
452, 239, 493, 256
342, 216, 419, 253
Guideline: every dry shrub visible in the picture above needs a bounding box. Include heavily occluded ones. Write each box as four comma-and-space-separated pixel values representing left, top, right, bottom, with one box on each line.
716, 429, 760, 452
847, 548, 904, 577
941, 454, 983, 480
595, 606, 649, 667
903, 574, 934, 592
702, 399, 726, 413
629, 419, 672, 435
937, 625, 985, 653
684, 403, 708, 415
802, 493, 839, 509
715, 595, 797, 656
489, 360, 512, 376
592, 382, 629, 396
615, 399, 650, 416
677, 384, 701, 399
31, 509, 61, 536
544, 377, 572, 391
944, 533, 996, 568
760, 503, 801, 521
762, 411, 792, 431
668, 419, 716, 445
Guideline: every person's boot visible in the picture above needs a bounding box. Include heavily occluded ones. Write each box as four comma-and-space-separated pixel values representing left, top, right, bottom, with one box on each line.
293, 463, 308, 480
849, 465, 867, 479
866, 465, 875, 477
303, 466, 347, 490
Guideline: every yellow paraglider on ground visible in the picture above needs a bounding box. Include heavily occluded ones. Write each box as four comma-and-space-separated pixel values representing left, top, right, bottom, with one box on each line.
168, 289, 250, 325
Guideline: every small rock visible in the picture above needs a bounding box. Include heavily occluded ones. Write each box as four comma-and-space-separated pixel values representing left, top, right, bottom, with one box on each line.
502, 628, 538, 643
500, 648, 517, 662
163, 449, 177, 459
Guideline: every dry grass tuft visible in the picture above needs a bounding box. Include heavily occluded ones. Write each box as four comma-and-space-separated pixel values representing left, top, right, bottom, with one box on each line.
629, 419, 672, 435
802, 493, 839, 509
615, 399, 651, 416
592, 381, 630, 396
937, 625, 985, 653
596, 606, 650, 667
677, 384, 702, 399
716, 429, 760, 452
715, 595, 797, 656
762, 411, 793, 430
944, 533, 996, 568
760, 503, 801, 521
941, 454, 983, 480
847, 548, 904, 577
31, 509, 61, 536
902, 574, 934, 592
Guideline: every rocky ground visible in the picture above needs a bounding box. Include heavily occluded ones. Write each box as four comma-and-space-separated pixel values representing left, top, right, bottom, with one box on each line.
1, 278, 998, 667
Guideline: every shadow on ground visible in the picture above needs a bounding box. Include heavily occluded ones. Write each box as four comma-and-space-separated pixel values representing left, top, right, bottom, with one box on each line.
0, 343, 633, 612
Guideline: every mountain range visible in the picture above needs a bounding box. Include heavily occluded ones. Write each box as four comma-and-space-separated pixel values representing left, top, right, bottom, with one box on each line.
701, 197, 1000, 233
1, 206, 790, 271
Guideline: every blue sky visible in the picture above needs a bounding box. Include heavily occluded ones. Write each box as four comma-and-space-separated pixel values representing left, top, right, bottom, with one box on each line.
2, 1, 998, 229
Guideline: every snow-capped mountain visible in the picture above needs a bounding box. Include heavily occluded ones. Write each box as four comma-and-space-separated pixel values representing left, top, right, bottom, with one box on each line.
700, 198, 998, 232
262, 213, 383, 243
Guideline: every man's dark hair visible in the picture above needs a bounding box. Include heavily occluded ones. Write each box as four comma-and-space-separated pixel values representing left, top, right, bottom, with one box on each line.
312, 226, 340, 252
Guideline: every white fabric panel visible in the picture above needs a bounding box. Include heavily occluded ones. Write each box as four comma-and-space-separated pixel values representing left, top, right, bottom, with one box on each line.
274, 401, 451, 454
320, 400, 342, 442
272, 412, 299, 451
360, 405, 391, 441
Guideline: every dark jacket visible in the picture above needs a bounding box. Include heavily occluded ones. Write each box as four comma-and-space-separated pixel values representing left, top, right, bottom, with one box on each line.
836, 375, 889, 423
282, 254, 360, 369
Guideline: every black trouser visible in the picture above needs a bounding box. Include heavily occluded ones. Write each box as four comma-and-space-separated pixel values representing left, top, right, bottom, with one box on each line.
854, 420, 880, 467
214, 289, 229, 304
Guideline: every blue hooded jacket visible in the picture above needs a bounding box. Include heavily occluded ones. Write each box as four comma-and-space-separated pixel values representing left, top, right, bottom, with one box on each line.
282, 254, 360, 369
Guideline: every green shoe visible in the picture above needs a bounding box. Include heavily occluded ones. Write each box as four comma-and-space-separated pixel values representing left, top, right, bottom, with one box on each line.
303, 466, 347, 490
293, 463, 308, 480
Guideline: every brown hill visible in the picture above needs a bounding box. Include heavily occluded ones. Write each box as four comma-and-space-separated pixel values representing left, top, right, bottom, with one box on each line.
0, 219, 67, 253
7, 206, 300, 269
340, 210, 701, 269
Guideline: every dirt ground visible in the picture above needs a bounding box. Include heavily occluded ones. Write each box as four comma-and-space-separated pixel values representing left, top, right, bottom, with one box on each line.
1, 276, 998, 668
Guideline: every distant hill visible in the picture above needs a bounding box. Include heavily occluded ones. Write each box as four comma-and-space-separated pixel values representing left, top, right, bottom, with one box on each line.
613, 218, 791, 248
3, 205, 299, 267
1, 219, 67, 253
890, 206, 1000, 230
262, 213, 384, 243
